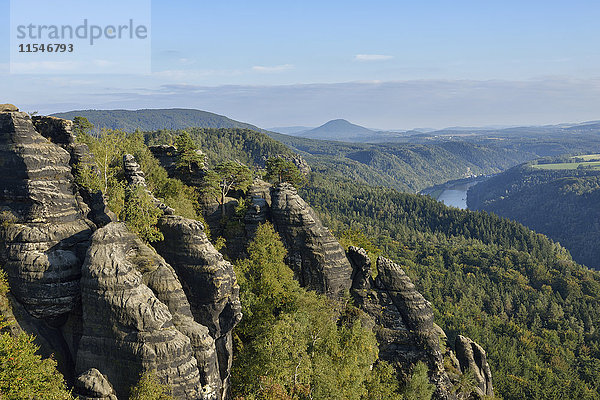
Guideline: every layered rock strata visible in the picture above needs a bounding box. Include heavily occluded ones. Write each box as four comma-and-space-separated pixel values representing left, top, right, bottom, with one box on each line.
347, 247, 454, 398
0, 107, 95, 319
455, 335, 494, 398
77, 222, 212, 399
32, 115, 115, 227
269, 183, 352, 298
0, 107, 240, 399
154, 215, 242, 399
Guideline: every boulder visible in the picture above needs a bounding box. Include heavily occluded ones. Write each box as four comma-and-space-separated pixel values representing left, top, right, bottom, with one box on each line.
74, 368, 117, 400
0, 104, 18, 112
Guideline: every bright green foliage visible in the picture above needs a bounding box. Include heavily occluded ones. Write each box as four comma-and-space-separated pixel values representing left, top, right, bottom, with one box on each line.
129, 371, 173, 400
232, 223, 387, 400
122, 186, 164, 243
265, 157, 306, 187
79, 129, 127, 195
214, 162, 253, 203
338, 229, 382, 271
76, 129, 204, 222
452, 370, 477, 400
363, 362, 403, 400
74, 162, 103, 194
402, 362, 435, 400
0, 272, 73, 400
72, 116, 94, 136
174, 131, 205, 174
202, 162, 253, 216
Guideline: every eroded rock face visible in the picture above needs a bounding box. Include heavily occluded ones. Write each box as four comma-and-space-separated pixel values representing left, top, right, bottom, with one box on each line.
0, 109, 95, 319
32, 115, 116, 227
74, 368, 118, 400
123, 153, 175, 215
270, 183, 352, 298
77, 222, 211, 399
154, 215, 242, 400
348, 248, 454, 399
455, 335, 494, 398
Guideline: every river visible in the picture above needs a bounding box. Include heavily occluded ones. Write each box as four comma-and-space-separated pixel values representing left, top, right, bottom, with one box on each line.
422, 177, 489, 210
436, 181, 479, 209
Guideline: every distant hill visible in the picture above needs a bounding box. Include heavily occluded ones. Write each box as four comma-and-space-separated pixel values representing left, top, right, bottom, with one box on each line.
298, 119, 375, 141
268, 126, 314, 135
51, 108, 263, 132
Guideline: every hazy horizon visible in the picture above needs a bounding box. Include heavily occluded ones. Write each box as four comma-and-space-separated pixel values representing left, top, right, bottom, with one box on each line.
3, 0, 600, 129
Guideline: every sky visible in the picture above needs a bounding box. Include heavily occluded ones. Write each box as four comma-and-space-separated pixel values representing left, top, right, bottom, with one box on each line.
2, 0, 600, 130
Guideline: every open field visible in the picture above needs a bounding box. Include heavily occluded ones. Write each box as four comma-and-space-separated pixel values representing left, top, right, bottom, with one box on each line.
571, 154, 600, 161
532, 161, 600, 170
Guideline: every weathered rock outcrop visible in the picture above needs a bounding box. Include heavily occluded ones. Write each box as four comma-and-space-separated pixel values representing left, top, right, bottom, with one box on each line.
32, 115, 115, 227
154, 215, 242, 399
123, 153, 175, 215
455, 335, 494, 398
348, 247, 454, 399
0, 107, 95, 319
244, 180, 271, 240
74, 368, 118, 400
77, 222, 212, 399
270, 183, 352, 298
0, 107, 243, 399
123, 153, 241, 399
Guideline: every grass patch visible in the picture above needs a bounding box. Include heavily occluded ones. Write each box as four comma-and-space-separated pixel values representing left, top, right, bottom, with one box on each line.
532, 160, 600, 170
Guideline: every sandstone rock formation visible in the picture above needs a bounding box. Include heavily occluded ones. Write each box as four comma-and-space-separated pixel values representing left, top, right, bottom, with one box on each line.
244, 180, 271, 241
0, 107, 95, 319
270, 183, 352, 298
77, 222, 213, 399
74, 368, 118, 400
123, 153, 175, 215
0, 107, 242, 399
347, 247, 454, 399
455, 335, 494, 398
154, 215, 242, 399
32, 115, 116, 227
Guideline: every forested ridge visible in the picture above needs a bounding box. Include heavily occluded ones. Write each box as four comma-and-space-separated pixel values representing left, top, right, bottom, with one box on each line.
468, 162, 600, 269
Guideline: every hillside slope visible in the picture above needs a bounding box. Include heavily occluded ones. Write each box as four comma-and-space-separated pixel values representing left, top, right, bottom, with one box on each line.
52, 108, 263, 132
468, 162, 600, 269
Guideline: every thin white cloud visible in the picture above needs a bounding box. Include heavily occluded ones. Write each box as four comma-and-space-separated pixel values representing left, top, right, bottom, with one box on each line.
354, 54, 394, 62
252, 64, 294, 73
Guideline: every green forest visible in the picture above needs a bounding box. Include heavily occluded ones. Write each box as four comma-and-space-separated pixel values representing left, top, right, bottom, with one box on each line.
468, 162, 600, 269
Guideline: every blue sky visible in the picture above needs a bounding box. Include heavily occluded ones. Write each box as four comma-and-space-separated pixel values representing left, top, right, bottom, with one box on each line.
2, 0, 600, 129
